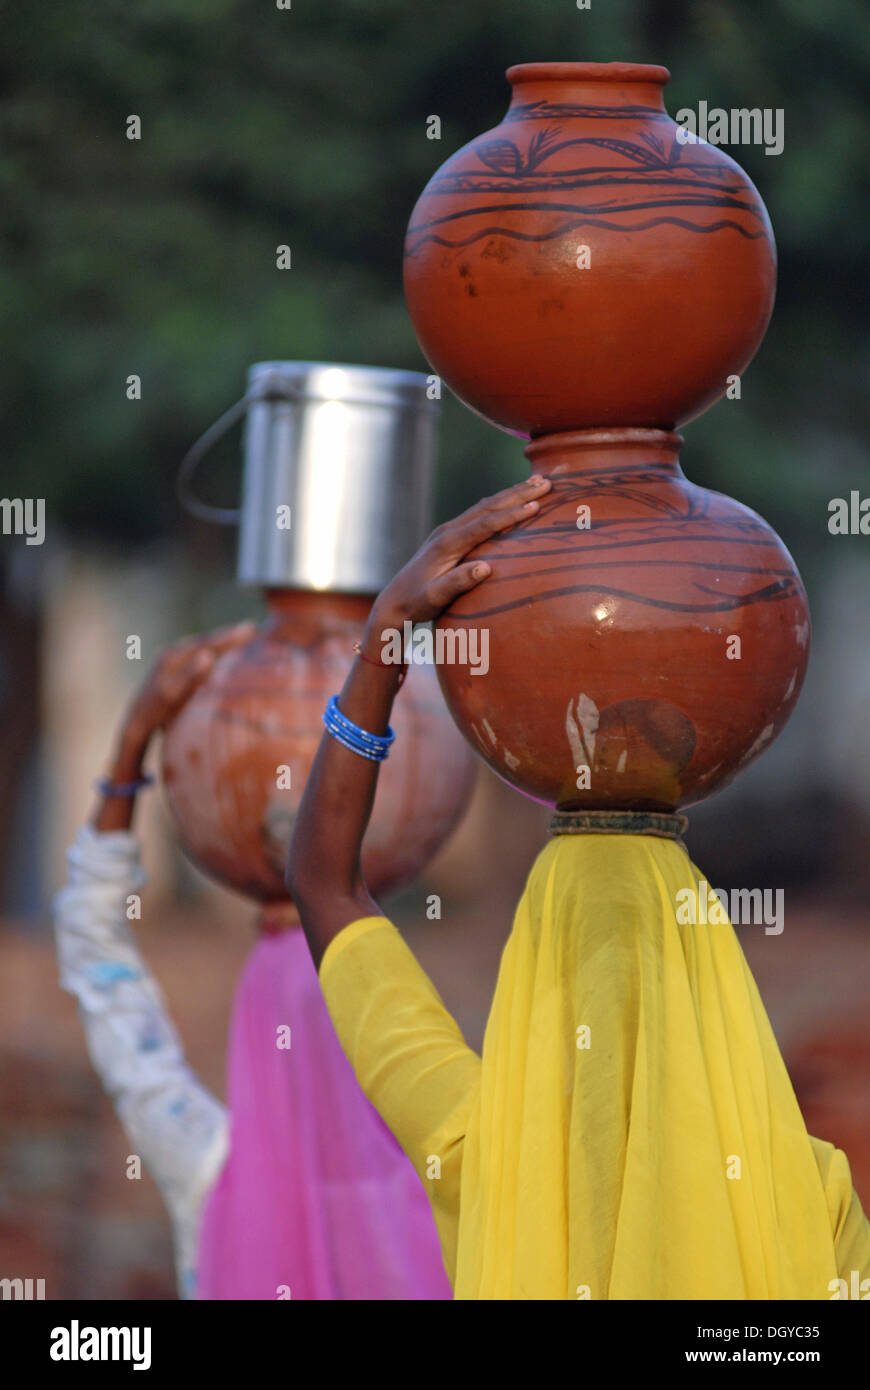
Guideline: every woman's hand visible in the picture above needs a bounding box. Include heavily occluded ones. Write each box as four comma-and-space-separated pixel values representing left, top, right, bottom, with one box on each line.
93, 621, 257, 832
363, 474, 551, 645
118, 622, 257, 763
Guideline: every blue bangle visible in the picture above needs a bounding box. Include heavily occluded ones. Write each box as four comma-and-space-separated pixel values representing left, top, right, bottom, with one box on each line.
326, 695, 395, 748
323, 695, 394, 761
95, 774, 155, 798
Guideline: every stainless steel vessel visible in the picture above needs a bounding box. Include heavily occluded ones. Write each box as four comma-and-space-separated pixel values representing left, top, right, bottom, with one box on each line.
178, 361, 439, 594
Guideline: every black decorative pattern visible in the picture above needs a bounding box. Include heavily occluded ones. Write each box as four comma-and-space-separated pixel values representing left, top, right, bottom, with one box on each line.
446, 467, 802, 619
405, 127, 768, 254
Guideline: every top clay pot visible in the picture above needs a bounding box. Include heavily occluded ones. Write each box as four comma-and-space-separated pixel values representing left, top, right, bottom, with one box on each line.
404, 62, 776, 436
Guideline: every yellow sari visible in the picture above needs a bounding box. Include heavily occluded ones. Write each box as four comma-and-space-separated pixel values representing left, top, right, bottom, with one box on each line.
320, 834, 870, 1299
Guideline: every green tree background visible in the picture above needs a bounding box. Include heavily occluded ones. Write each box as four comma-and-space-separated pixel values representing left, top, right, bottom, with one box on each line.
2, 0, 868, 566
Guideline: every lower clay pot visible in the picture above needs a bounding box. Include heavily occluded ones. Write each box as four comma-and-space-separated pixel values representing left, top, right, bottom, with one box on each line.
435, 429, 809, 811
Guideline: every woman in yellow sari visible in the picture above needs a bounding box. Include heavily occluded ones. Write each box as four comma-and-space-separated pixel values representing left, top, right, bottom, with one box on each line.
287, 475, 870, 1300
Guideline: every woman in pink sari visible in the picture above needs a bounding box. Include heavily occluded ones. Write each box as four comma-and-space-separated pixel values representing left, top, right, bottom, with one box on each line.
54, 628, 451, 1300
197, 914, 449, 1300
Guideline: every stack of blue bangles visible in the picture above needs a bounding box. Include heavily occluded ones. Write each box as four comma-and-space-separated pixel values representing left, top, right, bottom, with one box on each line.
323, 694, 395, 761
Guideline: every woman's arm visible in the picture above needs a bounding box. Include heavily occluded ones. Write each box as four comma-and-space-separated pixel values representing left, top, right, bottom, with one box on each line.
54, 825, 228, 1297
54, 623, 255, 1296
92, 622, 256, 832
286, 474, 551, 966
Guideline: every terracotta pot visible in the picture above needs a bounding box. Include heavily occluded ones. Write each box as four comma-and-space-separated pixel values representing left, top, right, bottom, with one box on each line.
404, 62, 776, 436
435, 430, 809, 811
162, 590, 476, 903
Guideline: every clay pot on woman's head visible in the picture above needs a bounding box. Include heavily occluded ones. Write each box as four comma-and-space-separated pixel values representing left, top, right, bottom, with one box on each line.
163, 591, 477, 904
404, 62, 776, 437
434, 430, 809, 811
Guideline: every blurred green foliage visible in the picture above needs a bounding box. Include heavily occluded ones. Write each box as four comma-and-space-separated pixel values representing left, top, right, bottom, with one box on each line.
1, 0, 868, 575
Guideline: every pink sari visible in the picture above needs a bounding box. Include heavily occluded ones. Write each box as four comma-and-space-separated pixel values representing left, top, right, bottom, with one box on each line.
196, 926, 451, 1300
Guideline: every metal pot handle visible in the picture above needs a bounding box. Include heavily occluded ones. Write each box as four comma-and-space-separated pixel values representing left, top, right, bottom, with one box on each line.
173, 391, 258, 522
178, 373, 308, 522
175, 392, 259, 524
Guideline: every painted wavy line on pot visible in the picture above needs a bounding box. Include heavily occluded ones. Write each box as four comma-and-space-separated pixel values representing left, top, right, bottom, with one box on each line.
407, 215, 767, 251
410, 192, 761, 220
445, 575, 800, 622
458, 557, 797, 584
431, 172, 744, 196
408, 191, 762, 231
478, 543, 788, 570
473, 529, 788, 561
405, 195, 767, 252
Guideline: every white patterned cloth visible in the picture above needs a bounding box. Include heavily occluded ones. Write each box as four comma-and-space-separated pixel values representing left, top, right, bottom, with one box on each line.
52, 824, 229, 1298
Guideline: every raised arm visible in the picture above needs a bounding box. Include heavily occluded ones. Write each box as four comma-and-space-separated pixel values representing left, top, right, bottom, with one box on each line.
286, 474, 551, 966
89, 623, 256, 834
53, 624, 254, 1296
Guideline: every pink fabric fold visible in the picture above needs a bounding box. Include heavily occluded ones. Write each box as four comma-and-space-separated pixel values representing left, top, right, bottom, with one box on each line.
196, 926, 451, 1300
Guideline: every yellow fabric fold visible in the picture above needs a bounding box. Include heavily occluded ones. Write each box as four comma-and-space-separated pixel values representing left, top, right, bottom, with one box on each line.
319, 835, 870, 1300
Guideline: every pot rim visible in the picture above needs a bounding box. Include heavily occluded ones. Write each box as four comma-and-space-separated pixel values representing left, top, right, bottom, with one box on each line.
507, 61, 670, 86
